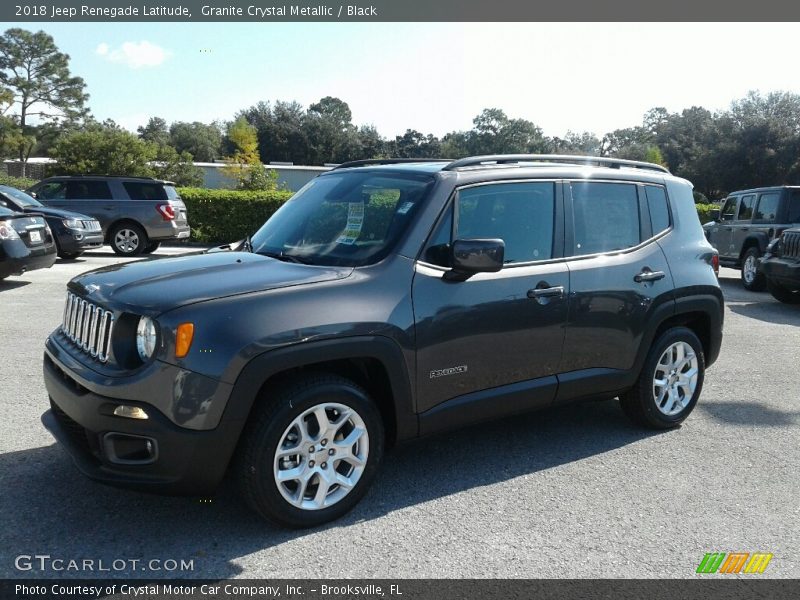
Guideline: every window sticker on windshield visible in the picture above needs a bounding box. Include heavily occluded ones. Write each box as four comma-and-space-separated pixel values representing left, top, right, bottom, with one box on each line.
337, 202, 365, 245
397, 201, 414, 214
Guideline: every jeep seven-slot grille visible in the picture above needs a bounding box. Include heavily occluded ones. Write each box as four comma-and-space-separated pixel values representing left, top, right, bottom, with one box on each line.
781, 231, 800, 259
61, 292, 114, 362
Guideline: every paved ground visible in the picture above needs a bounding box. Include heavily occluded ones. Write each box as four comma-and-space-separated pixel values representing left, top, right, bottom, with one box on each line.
0, 251, 798, 579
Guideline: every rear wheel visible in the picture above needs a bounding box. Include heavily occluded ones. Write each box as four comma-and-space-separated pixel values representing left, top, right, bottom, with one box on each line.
620, 327, 705, 429
766, 277, 800, 304
741, 247, 766, 291
110, 223, 147, 256
142, 241, 161, 254
236, 374, 384, 528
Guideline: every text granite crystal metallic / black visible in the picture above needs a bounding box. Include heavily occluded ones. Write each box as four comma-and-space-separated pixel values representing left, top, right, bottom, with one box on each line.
41, 155, 724, 528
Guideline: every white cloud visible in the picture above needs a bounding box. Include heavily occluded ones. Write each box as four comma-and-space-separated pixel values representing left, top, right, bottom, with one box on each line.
96, 40, 169, 69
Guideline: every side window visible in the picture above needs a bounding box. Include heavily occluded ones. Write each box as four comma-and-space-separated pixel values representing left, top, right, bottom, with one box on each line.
37, 182, 66, 200
123, 182, 168, 201
754, 193, 780, 221
737, 194, 755, 220
644, 185, 671, 235
571, 182, 640, 255
720, 197, 738, 221
455, 182, 555, 265
786, 191, 800, 223
66, 181, 112, 200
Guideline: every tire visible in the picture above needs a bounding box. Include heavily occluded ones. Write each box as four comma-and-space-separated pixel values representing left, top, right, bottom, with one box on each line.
741, 247, 766, 291
766, 277, 800, 304
236, 373, 384, 528
109, 223, 147, 256
619, 326, 705, 429
58, 251, 83, 260
142, 241, 161, 254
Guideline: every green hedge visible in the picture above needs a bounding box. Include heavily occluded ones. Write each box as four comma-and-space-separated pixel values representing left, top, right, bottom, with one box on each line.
177, 187, 294, 243
0, 173, 38, 190
695, 203, 718, 225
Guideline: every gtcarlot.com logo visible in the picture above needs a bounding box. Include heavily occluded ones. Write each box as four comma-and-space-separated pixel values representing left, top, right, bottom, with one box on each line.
14, 554, 195, 573
696, 552, 773, 574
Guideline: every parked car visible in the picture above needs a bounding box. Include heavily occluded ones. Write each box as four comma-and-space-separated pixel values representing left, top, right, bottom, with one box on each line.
703, 186, 800, 290
759, 228, 800, 303
0, 206, 57, 280
27, 176, 190, 256
41, 155, 723, 528
0, 185, 103, 260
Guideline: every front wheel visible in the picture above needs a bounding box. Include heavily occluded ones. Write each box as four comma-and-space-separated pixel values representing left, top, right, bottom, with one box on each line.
58, 251, 83, 260
236, 374, 384, 528
620, 327, 705, 429
741, 247, 766, 291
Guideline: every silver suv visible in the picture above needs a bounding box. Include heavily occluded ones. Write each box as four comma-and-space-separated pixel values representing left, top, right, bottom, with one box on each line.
28, 176, 190, 256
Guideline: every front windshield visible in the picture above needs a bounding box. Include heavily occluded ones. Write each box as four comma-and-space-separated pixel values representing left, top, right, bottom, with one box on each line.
0, 186, 42, 208
250, 171, 434, 267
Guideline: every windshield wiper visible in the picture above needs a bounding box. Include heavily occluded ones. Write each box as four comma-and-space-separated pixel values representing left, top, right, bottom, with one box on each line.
243, 235, 253, 253
257, 250, 313, 264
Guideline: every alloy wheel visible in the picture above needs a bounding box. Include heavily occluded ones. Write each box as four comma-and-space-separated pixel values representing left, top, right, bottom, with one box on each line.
114, 229, 140, 253
652, 341, 699, 416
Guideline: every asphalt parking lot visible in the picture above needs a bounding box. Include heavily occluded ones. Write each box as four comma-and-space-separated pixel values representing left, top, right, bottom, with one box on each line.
0, 249, 798, 579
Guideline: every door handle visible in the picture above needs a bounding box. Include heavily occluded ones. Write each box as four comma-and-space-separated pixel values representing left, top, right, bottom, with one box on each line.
634, 269, 666, 283
527, 285, 565, 300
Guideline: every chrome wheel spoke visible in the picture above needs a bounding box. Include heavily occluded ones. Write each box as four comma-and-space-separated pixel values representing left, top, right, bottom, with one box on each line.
273, 401, 369, 511
652, 341, 700, 416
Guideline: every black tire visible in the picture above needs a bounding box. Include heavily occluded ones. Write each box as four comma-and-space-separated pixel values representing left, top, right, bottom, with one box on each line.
236, 373, 384, 528
619, 326, 705, 429
766, 277, 800, 304
142, 241, 161, 255
741, 247, 766, 291
58, 251, 83, 260
109, 222, 147, 256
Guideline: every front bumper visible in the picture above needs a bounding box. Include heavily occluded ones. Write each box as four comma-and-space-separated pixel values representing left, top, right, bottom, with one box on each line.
58, 229, 105, 253
759, 256, 800, 290
42, 350, 243, 496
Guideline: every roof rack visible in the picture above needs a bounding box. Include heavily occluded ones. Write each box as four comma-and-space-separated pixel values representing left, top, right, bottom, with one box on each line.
441, 154, 670, 174
332, 158, 451, 170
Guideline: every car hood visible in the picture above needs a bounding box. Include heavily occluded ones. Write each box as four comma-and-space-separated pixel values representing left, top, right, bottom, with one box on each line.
21, 205, 94, 220
68, 251, 353, 314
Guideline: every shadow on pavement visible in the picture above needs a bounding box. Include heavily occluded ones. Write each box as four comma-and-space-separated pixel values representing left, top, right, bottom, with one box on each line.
0, 398, 664, 579
0, 279, 32, 291
698, 401, 800, 427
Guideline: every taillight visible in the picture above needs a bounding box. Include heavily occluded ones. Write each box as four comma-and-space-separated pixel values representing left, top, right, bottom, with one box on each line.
156, 204, 175, 221
711, 253, 720, 276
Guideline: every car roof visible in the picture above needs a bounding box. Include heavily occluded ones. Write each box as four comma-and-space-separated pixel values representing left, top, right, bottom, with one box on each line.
39, 175, 174, 184
727, 186, 800, 195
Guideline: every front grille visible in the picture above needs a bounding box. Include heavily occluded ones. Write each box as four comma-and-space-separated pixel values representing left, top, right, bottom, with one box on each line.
781, 232, 800, 259
61, 292, 115, 362
82, 220, 101, 232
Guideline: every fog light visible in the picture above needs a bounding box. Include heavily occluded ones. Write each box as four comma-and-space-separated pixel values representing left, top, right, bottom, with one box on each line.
113, 405, 149, 420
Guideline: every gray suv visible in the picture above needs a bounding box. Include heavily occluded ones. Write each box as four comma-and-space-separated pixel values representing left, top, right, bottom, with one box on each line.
703, 186, 800, 290
28, 176, 190, 256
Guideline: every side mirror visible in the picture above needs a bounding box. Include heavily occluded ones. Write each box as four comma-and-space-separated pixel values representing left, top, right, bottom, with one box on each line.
710, 208, 721, 221
28, 191, 37, 198
445, 239, 504, 281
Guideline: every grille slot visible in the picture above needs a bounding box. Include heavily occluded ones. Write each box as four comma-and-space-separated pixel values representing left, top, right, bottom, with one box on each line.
784, 232, 800, 259
60, 292, 114, 362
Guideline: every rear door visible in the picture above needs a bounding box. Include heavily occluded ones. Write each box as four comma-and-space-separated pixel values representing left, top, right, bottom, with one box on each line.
730, 193, 756, 257
707, 196, 738, 259
558, 180, 675, 391
64, 180, 115, 229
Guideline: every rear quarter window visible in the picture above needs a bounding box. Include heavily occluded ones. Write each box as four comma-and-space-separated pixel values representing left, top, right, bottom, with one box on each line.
123, 182, 169, 201
644, 185, 671, 234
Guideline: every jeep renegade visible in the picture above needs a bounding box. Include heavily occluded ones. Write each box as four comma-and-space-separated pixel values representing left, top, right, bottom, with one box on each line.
41, 155, 724, 528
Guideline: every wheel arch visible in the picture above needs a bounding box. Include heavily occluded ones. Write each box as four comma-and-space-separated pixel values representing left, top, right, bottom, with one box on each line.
739, 233, 769, 259
223, 336, 418, 449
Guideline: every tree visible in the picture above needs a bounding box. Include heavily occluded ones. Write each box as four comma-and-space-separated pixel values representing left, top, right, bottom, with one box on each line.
390, 129, 441, 158
137, 117, 170, 147
0, 28, 88, 174
169, 121, 222, 162
50, 120, 200, 184
223, 117, 276, 190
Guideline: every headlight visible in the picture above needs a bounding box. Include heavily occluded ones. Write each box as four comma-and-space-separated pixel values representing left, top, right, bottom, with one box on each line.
766, 237, 781, 255
135, 316, 158, 361
62, 218, 82, 229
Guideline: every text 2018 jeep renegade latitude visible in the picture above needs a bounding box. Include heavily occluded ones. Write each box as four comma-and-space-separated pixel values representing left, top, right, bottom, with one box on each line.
42, 155, 723, 528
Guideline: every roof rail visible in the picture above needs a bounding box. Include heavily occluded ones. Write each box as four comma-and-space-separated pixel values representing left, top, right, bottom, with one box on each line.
442, 154, 670, 174
332, 158, 450, 170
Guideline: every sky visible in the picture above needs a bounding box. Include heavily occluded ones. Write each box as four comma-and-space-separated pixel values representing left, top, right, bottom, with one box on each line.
14, 22, 800, 139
